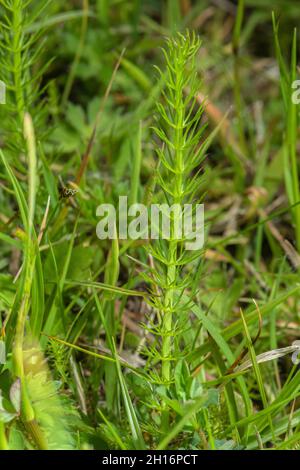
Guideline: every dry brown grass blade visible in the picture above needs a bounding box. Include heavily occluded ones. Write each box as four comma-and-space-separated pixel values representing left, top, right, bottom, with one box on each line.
75, 48, 125, 185
196, 92, 252, 170
225, 299, 262, 375
180, 0, 191, 16
259, 208, 300, 270
51, 49, 125, 234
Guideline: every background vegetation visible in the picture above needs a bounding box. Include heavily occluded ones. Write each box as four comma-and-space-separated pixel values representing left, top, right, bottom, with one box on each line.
0, 0, 300, 450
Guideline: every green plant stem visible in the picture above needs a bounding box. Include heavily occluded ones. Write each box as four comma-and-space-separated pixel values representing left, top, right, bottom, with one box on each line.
161, 243, 177, 429
12, 114, 48, 450
288, 30, 300, 251
0, 422, 9, 450
13, 246, 48, 450
161, 62, 184, 429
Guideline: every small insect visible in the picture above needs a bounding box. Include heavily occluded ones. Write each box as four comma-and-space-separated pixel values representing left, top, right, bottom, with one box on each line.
58, 177, 78, 200
59, 187, 78, 199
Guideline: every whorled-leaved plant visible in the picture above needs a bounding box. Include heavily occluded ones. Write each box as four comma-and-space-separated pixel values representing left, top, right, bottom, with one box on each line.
0, 0, 50, 168
143, 32, 214, 430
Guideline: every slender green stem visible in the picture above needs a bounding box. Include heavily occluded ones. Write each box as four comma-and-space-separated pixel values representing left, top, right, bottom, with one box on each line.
288, 30, 300, 251
0, 422, 9, 450
161, 243, 177, 429
12, 114, 48, 449
161, 52, 185, 429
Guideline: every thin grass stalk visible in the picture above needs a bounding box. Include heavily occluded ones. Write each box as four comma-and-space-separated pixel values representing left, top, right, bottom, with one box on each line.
0, 422, 9, 450
12, 114, 48, 449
